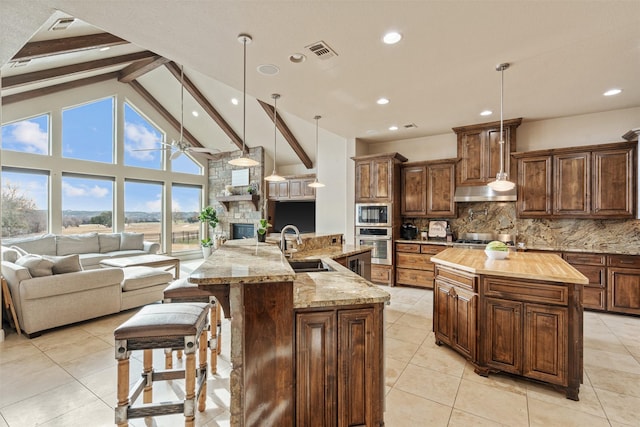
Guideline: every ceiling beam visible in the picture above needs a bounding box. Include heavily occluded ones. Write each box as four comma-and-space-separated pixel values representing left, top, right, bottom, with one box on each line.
257, 99, 313, 169
2, 51, 157, 89
127, 80, 203, 148
2, 72, 119, 105
118, 56, 170, 83
164, 62, 245, 152
11, 33, 128, 61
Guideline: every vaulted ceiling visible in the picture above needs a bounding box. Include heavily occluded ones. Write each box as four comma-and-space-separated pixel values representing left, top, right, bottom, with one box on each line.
2, 1, 640, 169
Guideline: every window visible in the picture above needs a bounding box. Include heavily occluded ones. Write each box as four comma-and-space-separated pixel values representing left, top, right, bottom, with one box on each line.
61, 174, 114, 233
171, 184, 202, 253
125, 180, 162, 246
62, 97, 114, 163
123, 102, 164, 170
1, 114, 50, 155
172, 152, 203, 175
1, 169, 49, 238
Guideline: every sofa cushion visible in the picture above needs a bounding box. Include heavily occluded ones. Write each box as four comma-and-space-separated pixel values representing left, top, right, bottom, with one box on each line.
4, 234, 57, 255
78, 253, 110, 269
15, 254, 54, 277
99, 233, 121, 253
42, 254, 82, 274
120, 232, 144, 251
121, 266, 173, 292
56, 232, 100, 256
1, 246, 20, 263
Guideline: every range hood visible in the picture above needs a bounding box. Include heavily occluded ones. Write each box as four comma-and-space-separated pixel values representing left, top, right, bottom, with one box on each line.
453, 185, 517, 202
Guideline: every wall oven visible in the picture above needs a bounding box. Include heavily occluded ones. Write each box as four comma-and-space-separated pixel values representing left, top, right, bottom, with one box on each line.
355, 203, 392, 227
356, 227, 392, 265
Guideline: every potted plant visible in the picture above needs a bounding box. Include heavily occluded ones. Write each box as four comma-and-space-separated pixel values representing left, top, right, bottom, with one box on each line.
256, 218, 271, 242
199, 206, 219, 251
200, 237, 213, 257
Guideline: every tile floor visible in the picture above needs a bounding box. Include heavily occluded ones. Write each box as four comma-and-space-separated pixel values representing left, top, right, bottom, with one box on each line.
1, 260, 639, 426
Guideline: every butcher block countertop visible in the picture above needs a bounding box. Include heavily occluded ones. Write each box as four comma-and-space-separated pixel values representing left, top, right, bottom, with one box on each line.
431, 248, 588, 285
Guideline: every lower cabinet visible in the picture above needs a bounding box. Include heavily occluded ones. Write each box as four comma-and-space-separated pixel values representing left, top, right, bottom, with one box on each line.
607, 255, 640, 315
395, 242, 446, 289
295, 304, 384, 427
563, 253, 607, 311
371, 264, 393, 286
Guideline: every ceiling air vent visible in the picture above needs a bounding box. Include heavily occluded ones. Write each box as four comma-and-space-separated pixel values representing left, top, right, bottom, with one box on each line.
305, 41, 338, 60
403, 123, 417, 129
49, 17, 76, 31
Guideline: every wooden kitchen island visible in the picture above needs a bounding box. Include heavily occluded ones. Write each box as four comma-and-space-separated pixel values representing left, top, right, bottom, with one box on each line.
188, 240, 389, 426
431, 248, 588, 400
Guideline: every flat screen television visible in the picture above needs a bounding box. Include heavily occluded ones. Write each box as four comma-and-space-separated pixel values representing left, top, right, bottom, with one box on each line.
273, 201, 315, 233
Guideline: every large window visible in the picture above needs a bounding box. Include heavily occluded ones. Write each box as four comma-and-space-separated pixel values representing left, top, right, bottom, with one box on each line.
123, 102, 164, 170
1, 114, 50, 155
1, 169, 49, 238
172, 152, 203, 175
171, 184, 202, 253
62, 97, 114, 163
61, 174, 114, 234
124, 180, 162, 244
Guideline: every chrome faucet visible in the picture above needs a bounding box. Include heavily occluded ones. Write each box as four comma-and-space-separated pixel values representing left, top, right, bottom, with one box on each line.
280, 225, 303, 256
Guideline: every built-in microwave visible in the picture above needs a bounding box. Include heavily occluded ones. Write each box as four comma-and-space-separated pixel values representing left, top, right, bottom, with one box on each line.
355, 203, 392, 227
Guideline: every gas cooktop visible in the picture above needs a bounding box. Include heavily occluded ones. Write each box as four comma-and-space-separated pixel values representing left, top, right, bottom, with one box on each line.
453, 233, 515, 249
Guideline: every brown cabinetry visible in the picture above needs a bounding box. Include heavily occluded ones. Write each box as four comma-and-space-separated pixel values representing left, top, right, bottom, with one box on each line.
353, 152, 407, 203
395, 242, 446, 289
267, 175, 316, 200
371, 264, 393, 285
607, 255, 640, 315
295, 304, 384, 427
400, 160, 456, 217
563, 253, 607, 311
453, 118, 522, 186
401, 165, 427, 216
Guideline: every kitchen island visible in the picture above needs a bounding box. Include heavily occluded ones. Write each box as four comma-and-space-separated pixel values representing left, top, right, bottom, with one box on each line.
188, 240, 389, 426
431, 248, 588, 400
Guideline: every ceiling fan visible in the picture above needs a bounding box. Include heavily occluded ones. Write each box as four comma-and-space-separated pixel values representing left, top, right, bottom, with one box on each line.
134, 64, 219, 160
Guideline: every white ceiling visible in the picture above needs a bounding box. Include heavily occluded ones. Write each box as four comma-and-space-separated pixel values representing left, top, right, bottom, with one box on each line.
2, 1, 640, 168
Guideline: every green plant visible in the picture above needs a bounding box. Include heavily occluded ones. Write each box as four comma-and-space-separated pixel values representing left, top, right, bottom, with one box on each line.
198, 206, 218, 229
200, 237, 213, 247
257, 218, 271, 235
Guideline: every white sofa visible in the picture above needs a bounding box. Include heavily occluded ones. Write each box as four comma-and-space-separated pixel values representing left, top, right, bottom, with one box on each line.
1, 232, 169, 337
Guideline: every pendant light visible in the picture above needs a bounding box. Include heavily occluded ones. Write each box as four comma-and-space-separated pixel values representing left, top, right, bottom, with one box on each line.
228, 34, 259, 167
265, 94, 285, 182
308, 115, 325, 188
487, 63, 516, 192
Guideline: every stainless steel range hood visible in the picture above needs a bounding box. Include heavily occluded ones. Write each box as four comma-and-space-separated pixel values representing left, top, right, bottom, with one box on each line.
453, 185, 517, 202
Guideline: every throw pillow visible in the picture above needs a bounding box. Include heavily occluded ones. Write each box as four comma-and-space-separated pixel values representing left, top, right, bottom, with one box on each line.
99, 233, 121, 253
43, 254, 83, 274
10, 245, 29, 257
15, 254, 54, 277
120, 232, 144, 250
1, 246, 20, 263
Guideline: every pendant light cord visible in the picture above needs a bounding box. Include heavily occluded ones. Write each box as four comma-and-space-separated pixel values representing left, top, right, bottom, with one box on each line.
242, 37, 247, 154
499, 64, 505, 175
273, 95, 278, 172
180, 65, 184, 144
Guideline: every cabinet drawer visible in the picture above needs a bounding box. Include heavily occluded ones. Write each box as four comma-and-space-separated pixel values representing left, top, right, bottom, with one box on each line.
371, 265, 392, 285
435, 266, 477, 292
396, 268, 433, 288
569, 264, 605, 288
396, 252, 432, 270
608, 255, 640, 269
584, 287, 606, 311
563, 253, 606, 266
483, 277, 568, 306
396, 243, 420, 253
421, 245, 444, 255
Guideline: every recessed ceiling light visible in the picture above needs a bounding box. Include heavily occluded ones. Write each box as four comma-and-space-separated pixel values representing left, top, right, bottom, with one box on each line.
603, 88, 622, 96
383, 32, 402, 45
231, 98, 239, 106
289, 53, 306, 63
192, 111, 199, 117
257, 64, 280, 76
377, 98, 390, 105
389, 125, 399, 131
480, 110, 492, 116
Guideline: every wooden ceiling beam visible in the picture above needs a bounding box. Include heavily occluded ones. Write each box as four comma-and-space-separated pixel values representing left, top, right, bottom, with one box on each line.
12, 33, 128, 61
127, 80, 203, 148
2, 51, 157, 89
118, 56, 170, 83
2, 72, 119, 105
257, 99, 313, 169
164, 62, 244, 152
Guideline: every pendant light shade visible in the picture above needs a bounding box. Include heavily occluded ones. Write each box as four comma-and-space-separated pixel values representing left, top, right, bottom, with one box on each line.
229, 34, 259, 167
487, 62, 516, 192
308, 115, 325, 188
265, 94, 285, 182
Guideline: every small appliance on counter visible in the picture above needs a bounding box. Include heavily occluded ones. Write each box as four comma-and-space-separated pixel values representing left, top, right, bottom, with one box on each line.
428, 220, 448, 240
400, 223, 418, 240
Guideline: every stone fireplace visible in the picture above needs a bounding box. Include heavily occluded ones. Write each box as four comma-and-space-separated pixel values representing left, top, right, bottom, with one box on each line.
231, 223, 255, 240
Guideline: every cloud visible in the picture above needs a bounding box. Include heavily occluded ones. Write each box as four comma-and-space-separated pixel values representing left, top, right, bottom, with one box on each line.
145, 198, 162, 212
62, 181, 110, 198
6, 120, 48, 153
124, 122, 162, 161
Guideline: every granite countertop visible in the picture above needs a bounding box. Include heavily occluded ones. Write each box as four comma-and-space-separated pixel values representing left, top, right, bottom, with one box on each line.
291, 244, 372, 260
395, 239, 451, 246
431, 247, 588, 285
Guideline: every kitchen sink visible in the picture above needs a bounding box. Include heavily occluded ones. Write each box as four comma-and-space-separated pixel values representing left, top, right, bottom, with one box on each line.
288, 259, 334, 273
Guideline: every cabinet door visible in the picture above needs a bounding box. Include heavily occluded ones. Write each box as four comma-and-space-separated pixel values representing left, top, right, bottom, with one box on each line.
434, 280, 454, 346
268, 181, 279, 200
277, 181, 290, 200
337, 307, 382, 427
554, 152, 590, 216
355, 161, 372, 201
296, 311, 337, 426
523, 304, 567, 386
458, 131, 484, 185
484, 297, 522, 374
592, 148, 635, 217
607, 267, 640, 315
427, 162, 456, 217
517, 155, 552, 217
401, 165, 427, 216
302, 179, 316, 198
372, 158, 392, 201
486, 126, 506, 182
452, 286, 477, 360
289, 179, 303, 199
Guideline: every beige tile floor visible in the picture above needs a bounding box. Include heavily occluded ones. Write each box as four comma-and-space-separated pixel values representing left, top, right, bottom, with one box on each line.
1, 261, 639, 426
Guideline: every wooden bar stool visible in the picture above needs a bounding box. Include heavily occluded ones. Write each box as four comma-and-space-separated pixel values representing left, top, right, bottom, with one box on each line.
114, 302, 209, 427
163, 278, 222, 374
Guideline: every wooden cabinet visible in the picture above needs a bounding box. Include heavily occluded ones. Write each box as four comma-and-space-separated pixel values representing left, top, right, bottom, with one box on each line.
515, 142, 636, 219
295, 305, 384, 427
453, 118, 522, 186
353, 152, 407, 203
268, 180, 290, 200
395, 242, 445, 289
371, 264, 392, 285
267, 175, 316, 200
563, 253, 607, 311
400, 160, 456, 218
401, 165, 427, 216
334, 251, 372, 281
607, 255, 640, 315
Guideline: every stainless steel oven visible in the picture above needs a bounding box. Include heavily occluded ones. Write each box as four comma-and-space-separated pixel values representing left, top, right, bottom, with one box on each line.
355, 203, 392, 227
356, 227, 392, 265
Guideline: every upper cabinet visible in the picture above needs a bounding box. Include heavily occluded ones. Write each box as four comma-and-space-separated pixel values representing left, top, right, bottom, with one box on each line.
353, 152, 407, 203
401, 159, 456, 217
515, 142, 636, 219
453, 118, 522, 186
267, 175, 316, 201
